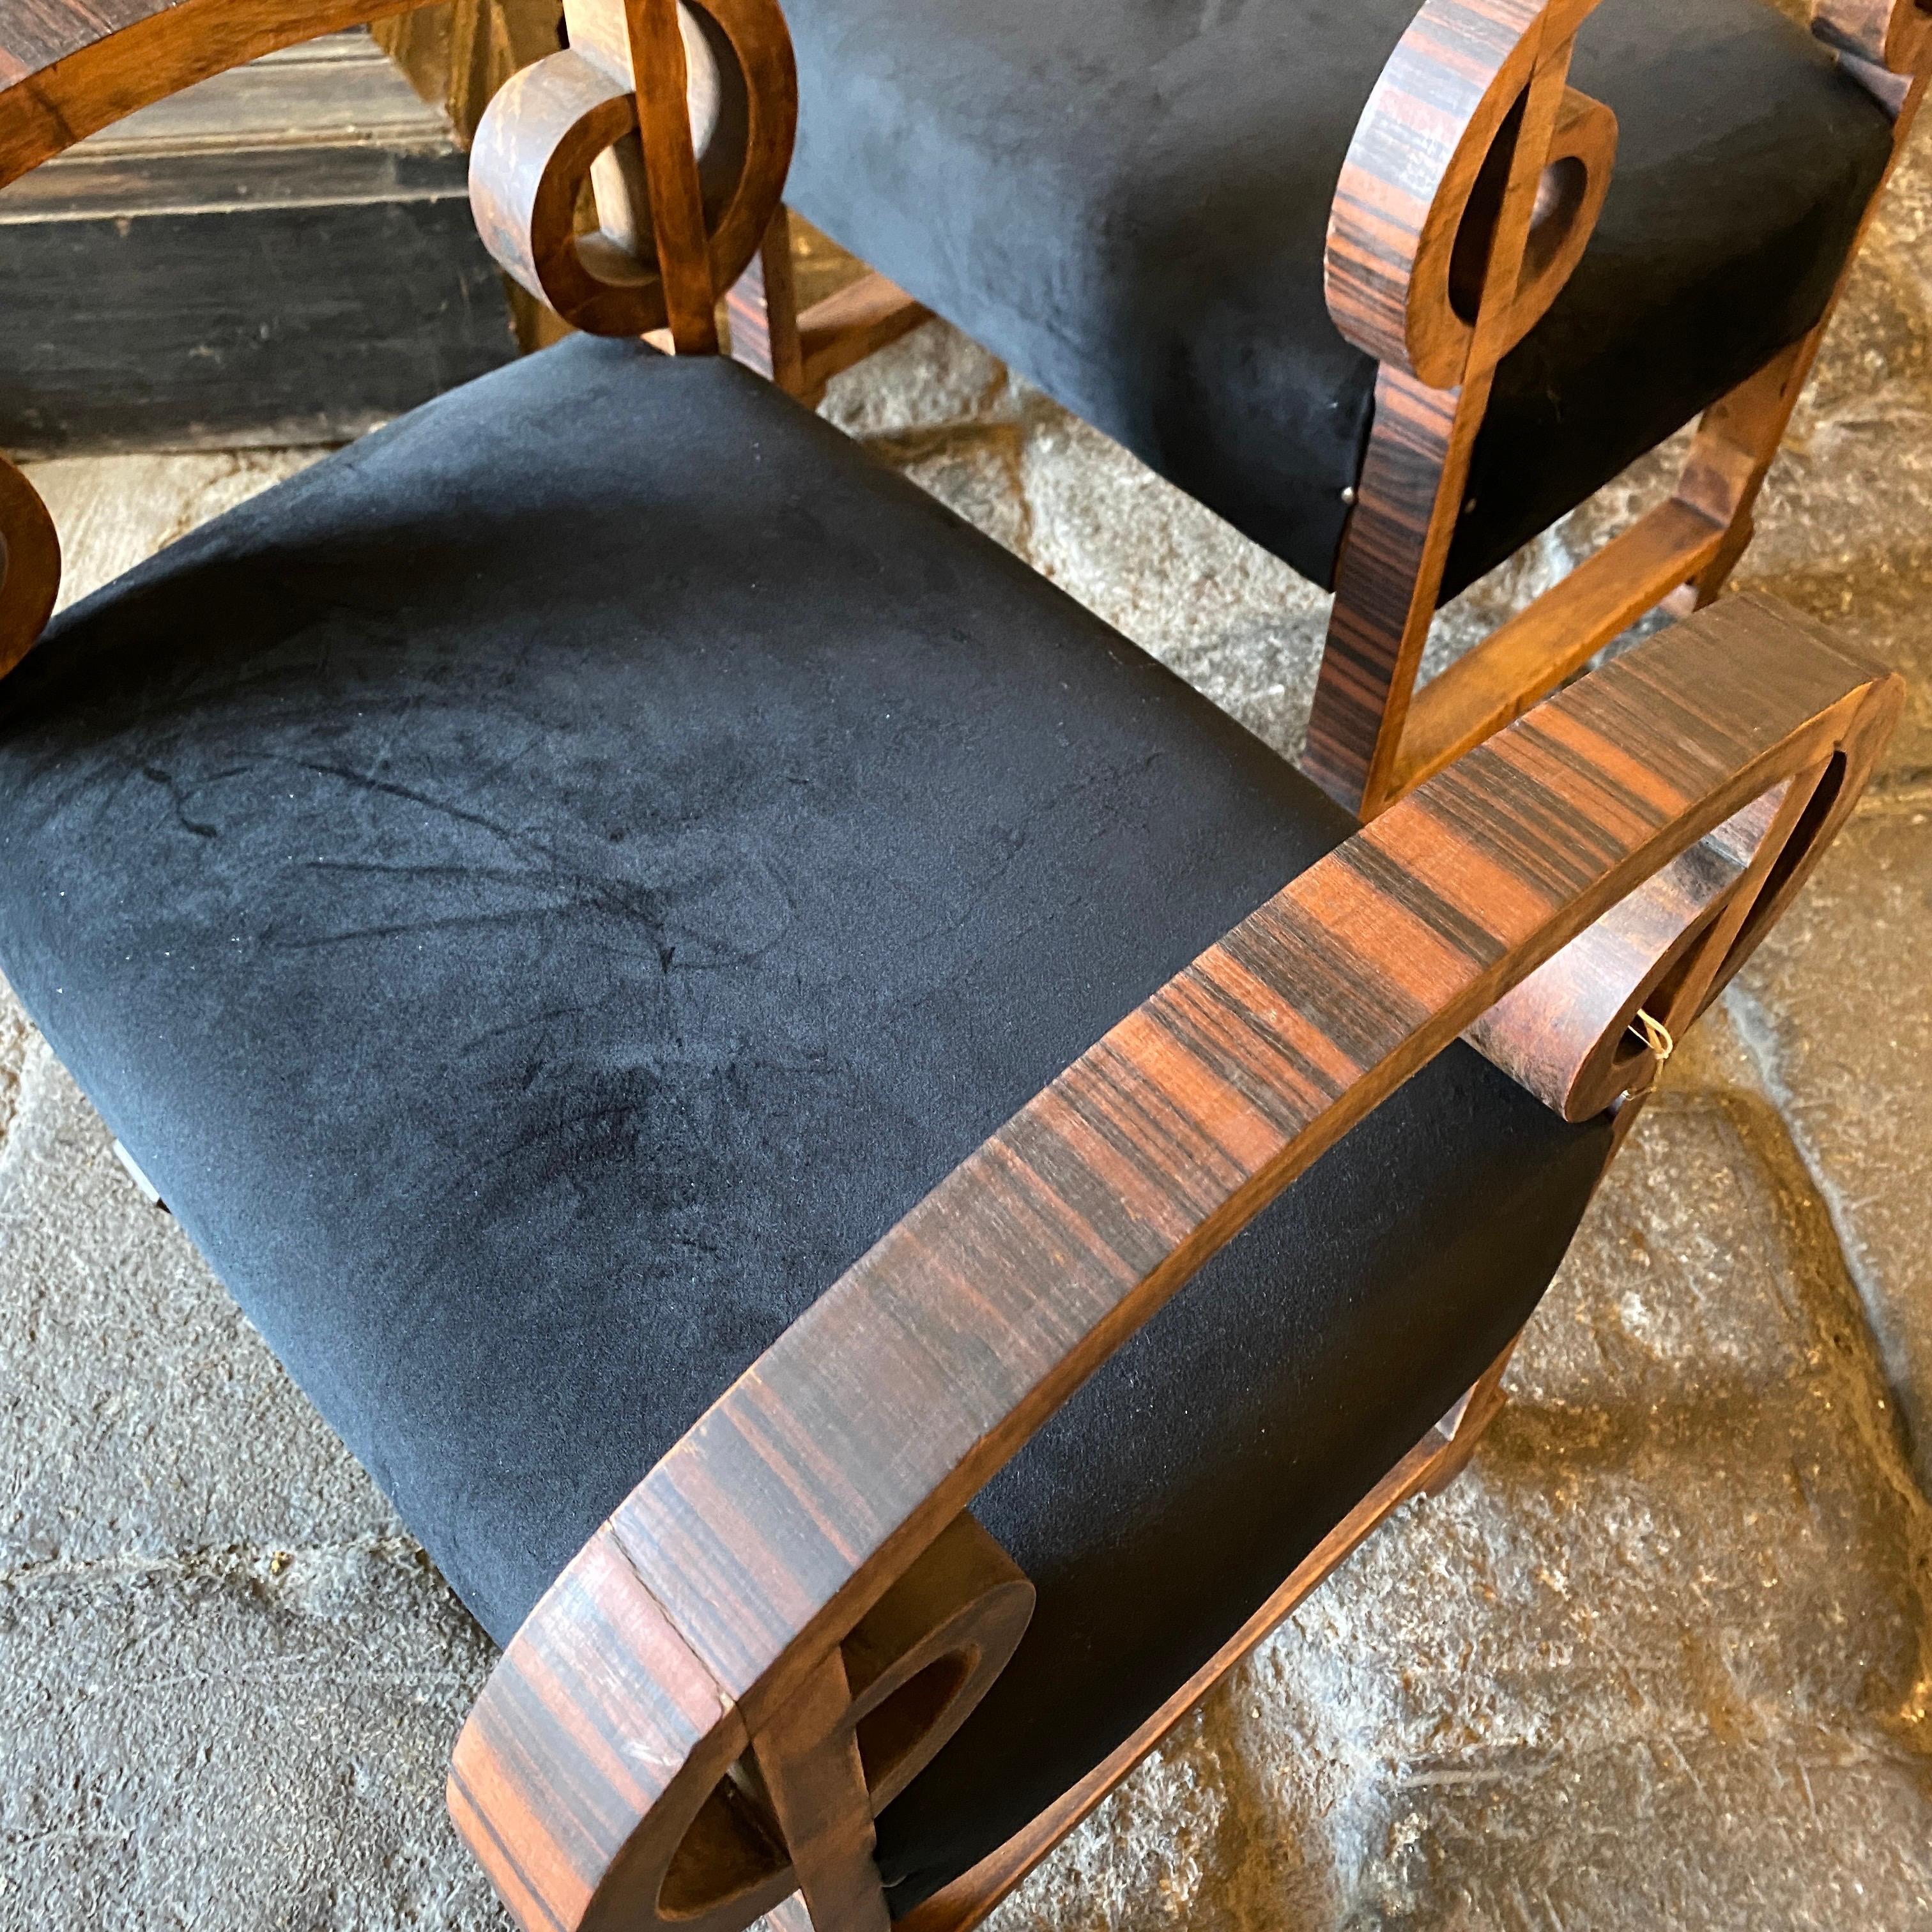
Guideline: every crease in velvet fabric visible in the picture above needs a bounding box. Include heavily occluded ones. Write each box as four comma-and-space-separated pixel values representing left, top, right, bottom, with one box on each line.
0, 337, 1611, 1908
780, 0, 1893, 596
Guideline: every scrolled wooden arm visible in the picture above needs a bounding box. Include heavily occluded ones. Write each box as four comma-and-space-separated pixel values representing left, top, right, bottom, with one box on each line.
468, 0, 796, 340
0, 0, 433, 189
1324, 0, 1616, 392
450, 592, 1901, 1932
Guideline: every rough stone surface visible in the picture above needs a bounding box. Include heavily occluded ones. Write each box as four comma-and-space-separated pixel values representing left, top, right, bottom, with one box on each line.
27, 450, 328, 614
0, 981, 501, 1931
1729, 800, 1932, 1492
8, 110, 1932, 1932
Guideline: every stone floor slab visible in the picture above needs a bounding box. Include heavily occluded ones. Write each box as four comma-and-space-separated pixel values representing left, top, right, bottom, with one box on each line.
1730, 793, 1932, 1491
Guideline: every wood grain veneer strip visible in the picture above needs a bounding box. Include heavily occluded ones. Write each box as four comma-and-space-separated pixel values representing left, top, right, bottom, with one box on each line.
1391, 497, 1728, 797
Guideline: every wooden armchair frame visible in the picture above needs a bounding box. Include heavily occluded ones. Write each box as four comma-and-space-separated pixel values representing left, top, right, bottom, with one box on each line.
0, 7, 1906, 1931
1301, 0, 1932, 817
442, 590, 1899, 1932
723, 0, 1932, 820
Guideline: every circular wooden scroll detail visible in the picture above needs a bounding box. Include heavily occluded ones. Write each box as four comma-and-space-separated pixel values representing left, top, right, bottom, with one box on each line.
450, 1510, 1032, 1932
1491, 86, 1616, 362
1813, 0, 1932, 75
1326, 1, 1616, 390
468, 0, 795, 336
1467, 710, 1878, 1123
0, 455, 60, 679
652, 1513, 1032, 1929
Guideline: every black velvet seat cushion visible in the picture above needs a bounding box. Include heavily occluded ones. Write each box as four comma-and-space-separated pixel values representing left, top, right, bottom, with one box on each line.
0, 338, 1611, 1908
783, 0, 1893, 599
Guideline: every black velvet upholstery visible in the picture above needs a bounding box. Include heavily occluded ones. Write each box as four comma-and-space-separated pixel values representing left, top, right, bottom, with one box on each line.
0, 339, 1612, 1908
783, 0, 1894, 598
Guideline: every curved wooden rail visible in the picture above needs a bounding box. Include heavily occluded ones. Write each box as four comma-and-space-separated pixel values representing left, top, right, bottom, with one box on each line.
0, 456, 61, 678
1324, 0, 1616, 391
450, 593, 1901, 1932
0, 0, 441, 189
0, 0, 466, 674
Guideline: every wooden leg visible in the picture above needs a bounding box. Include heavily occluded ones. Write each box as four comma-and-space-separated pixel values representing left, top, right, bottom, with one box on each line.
793, 272, 932, 406
725, 213, 930, 408
1663, 337, 1816, 617
1666, 45, 1932, 614
728, 204, 806, 395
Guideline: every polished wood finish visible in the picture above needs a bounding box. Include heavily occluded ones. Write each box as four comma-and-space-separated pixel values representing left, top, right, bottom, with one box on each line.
726, 205, 805, 389
0, 453, 60, 678
1323, 1, 1611, 391
1304, 0, 1930, 820
753, 1650, 893, 1932
795, 270, 930, 402
451, 595, 1900, 1932
466, 0, 794, 337
728, 222, 930, 405
1392, 497, 1728, 794
615, 0, 719, 350
0, 0, 431, 188
1466, 778, 1803, 1119
1305, 364, 1479, 810
1305, 0, 1612, 815
452, 1507, 1034, 1931
466, 38, 647, 332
